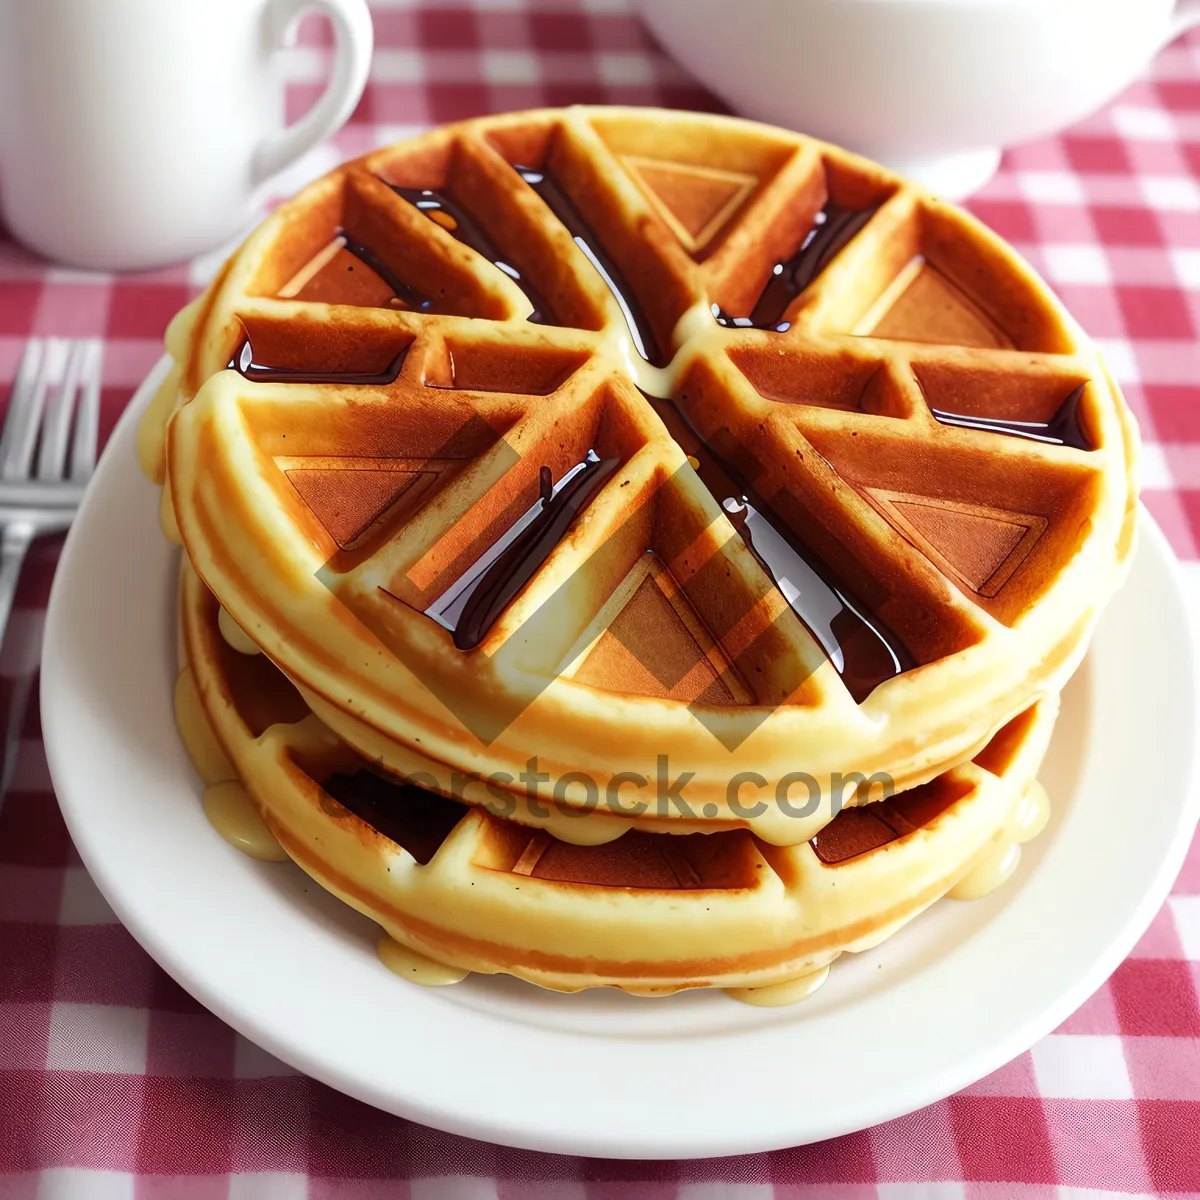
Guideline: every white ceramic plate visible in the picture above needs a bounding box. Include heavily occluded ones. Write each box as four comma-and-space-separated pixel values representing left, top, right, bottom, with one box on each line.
43, 361, 1200, 1159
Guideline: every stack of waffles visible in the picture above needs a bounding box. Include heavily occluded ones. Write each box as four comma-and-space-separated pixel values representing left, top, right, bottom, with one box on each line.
138, 107, 1138, 1005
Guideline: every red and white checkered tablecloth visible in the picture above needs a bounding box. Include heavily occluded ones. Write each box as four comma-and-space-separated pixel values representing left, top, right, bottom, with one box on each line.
3, 2, 1200, 1195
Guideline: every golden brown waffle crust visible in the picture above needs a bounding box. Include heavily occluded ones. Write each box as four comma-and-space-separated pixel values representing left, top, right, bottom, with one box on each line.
180, 559, 1057, 995
151, 106, 1136, 844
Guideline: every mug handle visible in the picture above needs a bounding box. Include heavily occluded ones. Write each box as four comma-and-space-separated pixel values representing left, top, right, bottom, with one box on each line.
252, 0, 374, 186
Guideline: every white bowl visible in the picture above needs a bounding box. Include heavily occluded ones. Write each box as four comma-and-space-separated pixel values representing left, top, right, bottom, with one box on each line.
635, 0, 1200, 197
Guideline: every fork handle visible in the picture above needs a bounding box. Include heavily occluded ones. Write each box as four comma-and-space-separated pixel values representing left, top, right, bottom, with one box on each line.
0, 522, 35, 800
0, 521, 34, 651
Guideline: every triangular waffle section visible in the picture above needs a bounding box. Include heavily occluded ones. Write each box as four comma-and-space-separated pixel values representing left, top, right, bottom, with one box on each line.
859, 258, 1013, 349
621, 156, 757, 255
530, 832, 688, 888
277, 236, 408, 310
286, 464, 439, 551
864, 488, 1048, 598
507, 828, 765, 890
573, 557, 743, 704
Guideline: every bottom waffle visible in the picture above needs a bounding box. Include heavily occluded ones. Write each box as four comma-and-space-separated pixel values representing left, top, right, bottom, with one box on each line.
177, 559, 1056, 1004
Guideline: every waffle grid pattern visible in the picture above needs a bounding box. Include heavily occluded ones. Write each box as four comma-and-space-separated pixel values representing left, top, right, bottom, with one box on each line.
167, 108, 1130, 838
3, 2, 1200, 1194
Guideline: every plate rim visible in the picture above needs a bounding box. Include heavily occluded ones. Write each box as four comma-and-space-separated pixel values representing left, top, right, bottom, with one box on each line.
40, 358, 1200, 1158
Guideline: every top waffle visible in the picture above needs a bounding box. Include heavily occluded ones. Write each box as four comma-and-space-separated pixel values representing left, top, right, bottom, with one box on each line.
147, 106, 1138, 845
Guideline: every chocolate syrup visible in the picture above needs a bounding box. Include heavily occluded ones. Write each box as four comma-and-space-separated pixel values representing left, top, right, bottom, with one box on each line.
387, 183, 554, 323
426, 450, 621, 651
642, 390, 913, 702
513, 165, 665, 366
338, 229, 438, 313
323, 770, 465, 864
229, 338, 410, 386
930, 384, 1092, 450
715, 202, 879, 332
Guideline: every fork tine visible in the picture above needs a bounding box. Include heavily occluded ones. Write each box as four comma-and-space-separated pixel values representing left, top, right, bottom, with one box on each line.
0, 340, 47, 479
68, 339, 102, 482
37, 339, 85, 481
7, 339, 67, 482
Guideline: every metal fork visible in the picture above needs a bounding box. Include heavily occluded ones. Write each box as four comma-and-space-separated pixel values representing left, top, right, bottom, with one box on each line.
0, 338, 102, 800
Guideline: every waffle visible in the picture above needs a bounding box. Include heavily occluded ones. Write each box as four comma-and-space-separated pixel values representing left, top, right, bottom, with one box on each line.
178, 557, 1055, 1001
145, 106, 1136, 845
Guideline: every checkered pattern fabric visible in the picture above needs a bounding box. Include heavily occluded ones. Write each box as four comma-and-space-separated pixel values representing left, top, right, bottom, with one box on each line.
3, 2, 1200, 1194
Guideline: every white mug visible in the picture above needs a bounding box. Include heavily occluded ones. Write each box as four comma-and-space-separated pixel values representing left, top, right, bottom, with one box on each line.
0, 0, 373, 269
634, 0, 1200, 198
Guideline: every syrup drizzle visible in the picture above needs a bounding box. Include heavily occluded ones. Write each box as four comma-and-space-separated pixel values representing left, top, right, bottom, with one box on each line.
715, 202, 879, 331
930, 384, 1092, 450
229, 338, 410, 386
641, 390, 913, 702
250, 176, 903, 681
387, 182, 554, 323
337, 229, 439, 313
513, 165, 665, 366
425, 449, 621, 651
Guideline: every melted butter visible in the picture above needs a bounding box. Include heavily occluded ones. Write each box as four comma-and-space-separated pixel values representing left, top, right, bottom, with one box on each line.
135, 361, 181, 485
202, 780, 289, 861
139, 294, 200, 485
377, 932, 468, 986
619, 299, 713, 399
538, 806, 629, 846
949, 779, 1050, 901
949, 839, 1022, 901
1011, 779, 1051, 845
163, 294, 203, 360
725, 964, 831, 1007
174, 667, 235, 784
218, 606, 262, 656
159, 481, 182, 545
